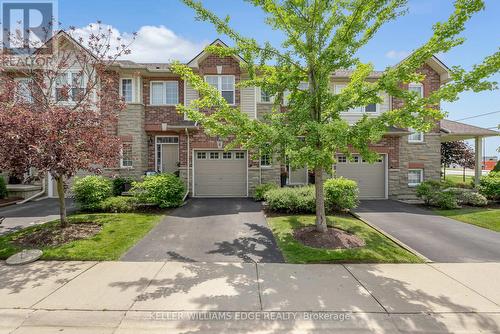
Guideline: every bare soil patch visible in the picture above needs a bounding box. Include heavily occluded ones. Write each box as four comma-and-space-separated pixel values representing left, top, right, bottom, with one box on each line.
13, 222, 101, 248
293, 226, 365, 249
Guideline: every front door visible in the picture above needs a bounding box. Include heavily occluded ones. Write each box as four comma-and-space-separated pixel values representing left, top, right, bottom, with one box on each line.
161, 144, 179, 173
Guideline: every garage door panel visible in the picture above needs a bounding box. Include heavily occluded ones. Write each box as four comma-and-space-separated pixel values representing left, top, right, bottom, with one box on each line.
194, 151, 247, 197
335, 156, 386, 199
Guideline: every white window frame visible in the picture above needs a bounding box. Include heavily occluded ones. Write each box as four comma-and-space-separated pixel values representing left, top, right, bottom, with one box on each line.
222, 152, 233, 160
54, 71, 86, 103
120, 143, 133, 168
260, 153, 272, 168
209, 151, 220, 160
334, 84, 379, 113
408, 82, 424, 97
259, 88, 273, 103
120, 78, 135, 103
337, 155, 347, 164
204, 75, 235, 105
407, 82, 424, 143
150, 80, 179, 106
155, 136, 180, 172
14, 77, 33, 103
408, 169, 424, 187
235, 152, 245, 160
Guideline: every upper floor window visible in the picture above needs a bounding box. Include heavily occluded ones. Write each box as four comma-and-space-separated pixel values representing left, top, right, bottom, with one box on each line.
205, 75, 235, 105
150, 81, 178, 105
408, 82, 424, 97
56, 72, 85, 102
334, 84, 378, 113
121, 78, 133, 103
14, 78, 32, 103
260, 89, 272, 103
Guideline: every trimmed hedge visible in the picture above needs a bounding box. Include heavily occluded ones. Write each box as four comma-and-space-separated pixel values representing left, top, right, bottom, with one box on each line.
0, 177, 7, 199
264, 186, 316, 213
72, 176, 112, 211
98, 196, 138, 213
254, 183, 278, 201
324, 177, 359, 211
112, 177, 133, 196
132, 173, 185, 208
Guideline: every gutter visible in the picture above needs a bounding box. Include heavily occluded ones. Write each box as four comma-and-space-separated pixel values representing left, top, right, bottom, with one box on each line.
17, 177, 46, 204
182, 127, 190, 202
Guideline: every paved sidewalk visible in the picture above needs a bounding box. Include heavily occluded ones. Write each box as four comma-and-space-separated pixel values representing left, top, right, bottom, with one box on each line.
355, 200, 500, 262
1, 261, 500, 333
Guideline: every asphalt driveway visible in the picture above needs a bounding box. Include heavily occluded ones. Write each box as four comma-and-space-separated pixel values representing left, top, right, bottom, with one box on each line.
0, 198, 75, 235
121, 198, 284, 263
355, 200, 500, 263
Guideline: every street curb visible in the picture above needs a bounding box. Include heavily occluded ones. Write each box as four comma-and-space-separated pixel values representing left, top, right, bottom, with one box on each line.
349, 211, 433, 263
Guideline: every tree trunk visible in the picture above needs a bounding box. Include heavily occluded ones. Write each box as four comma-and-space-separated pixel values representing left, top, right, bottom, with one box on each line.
314, 167, 328, 233
443, 165, 446, 180
463, 166, 466, 182
56, 176, 68, 228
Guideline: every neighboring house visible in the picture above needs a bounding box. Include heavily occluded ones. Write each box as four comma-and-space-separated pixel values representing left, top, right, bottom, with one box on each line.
1, 36, 498, 200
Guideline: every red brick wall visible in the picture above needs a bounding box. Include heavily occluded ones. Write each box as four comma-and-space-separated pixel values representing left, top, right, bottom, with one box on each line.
198, 54, 241, 106
143, 77, 185, 126
369, 136, 400, 169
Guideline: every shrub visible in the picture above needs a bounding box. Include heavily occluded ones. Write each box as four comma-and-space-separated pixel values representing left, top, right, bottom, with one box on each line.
461, 192, 488, 207
98, 196, 137, 213
0, 177, 7, 199
430, 191, 459, 209
132, 173, 185, 208
72, 175, 112, 210
254, 183, 278, 201
324, 177, 359, 211
478, 171, 500, 200
112, 177, 133, 196
264, 186, 316, 213
415, 180, 443, 205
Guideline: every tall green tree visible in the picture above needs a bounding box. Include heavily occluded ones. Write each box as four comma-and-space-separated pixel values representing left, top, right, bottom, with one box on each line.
172, 0, 500, 232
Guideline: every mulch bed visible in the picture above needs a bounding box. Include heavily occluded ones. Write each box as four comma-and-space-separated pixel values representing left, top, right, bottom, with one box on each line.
13, 222, 102, 248
293, 226, 365, 250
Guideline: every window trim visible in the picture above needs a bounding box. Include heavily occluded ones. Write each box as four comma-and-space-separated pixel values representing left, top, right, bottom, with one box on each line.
260, 153, 272, 168
408, 82, 424, 98
14, 77, 33, 103
204, 75, 236, 105
150, 80, 179, 106
155, 135, 180, 172
120, 143, 134, 169
408, 169, 424, 187
334, 84, 379, 114
120, 77, 135, 103
259, 87, 273, 104
54, 71, 87, 104
408, 129, 424, 143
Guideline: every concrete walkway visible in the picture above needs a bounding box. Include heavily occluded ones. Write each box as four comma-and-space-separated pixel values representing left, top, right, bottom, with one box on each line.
122, 198, 284, 263
355, 200, 500, 262
0, 198, 75, 235
1, 261, 500, 333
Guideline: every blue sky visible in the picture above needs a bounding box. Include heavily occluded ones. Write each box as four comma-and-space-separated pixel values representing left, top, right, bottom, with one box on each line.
59, 0, 500, 156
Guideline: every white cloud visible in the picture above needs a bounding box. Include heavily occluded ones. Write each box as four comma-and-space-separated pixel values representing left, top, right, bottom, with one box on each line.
72, 23, 208, 63
385, 50, 411, 61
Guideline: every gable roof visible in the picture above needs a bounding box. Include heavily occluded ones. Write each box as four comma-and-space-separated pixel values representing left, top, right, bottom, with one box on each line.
186, 39, 246, 68
395, 54, 451, 83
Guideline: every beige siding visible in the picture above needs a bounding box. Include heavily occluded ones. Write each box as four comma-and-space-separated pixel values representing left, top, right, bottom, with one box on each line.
184, 82, 199, 107
240, 86, 256, 119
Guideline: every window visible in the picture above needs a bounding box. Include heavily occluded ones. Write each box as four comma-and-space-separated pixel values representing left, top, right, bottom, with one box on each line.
335, 84, 378, 113
408, 82, 424, 97
56, 72, 85, 102
150, 81, 179, 105
205, 75, 235, 104
337, 155, 347, 163
260, 153, 271, 167
121, 78, 133, 103
120, 143, 133, 168
235, 152, 245, 160
365, 103, 377, 113
352, 156, 360, 163
156, 136, 179, 144
408, 130, 424, 143
222, 152, 232, 160
260, 89, 271, 103
408, 169, 423, 186
197, 152, 207, 159
14, 78, 32, 103
209, 152, 220, 159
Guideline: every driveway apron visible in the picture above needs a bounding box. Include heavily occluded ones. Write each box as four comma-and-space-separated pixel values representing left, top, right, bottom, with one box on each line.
121, 198, 284, 263
355, 200, 500, 262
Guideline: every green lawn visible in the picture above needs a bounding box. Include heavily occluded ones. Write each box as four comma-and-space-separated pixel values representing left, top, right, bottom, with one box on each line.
434, 208, 500, 232
267, 215, 423, 263
0, 213, 163, 260
443, 174, 474, 188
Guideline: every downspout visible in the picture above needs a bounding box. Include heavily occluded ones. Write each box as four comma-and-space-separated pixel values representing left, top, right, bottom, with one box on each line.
17, 176, 46, 204
183, 127, 190, 201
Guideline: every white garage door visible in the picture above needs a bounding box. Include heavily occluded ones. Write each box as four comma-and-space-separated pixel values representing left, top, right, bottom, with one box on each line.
193, 150, 247, 197
334, 154, 386, 199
